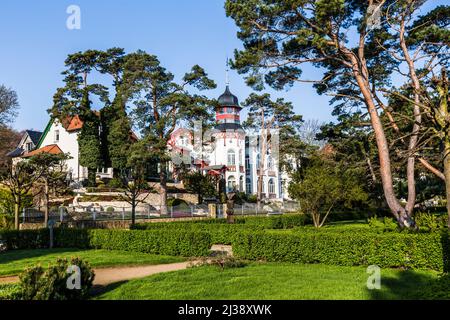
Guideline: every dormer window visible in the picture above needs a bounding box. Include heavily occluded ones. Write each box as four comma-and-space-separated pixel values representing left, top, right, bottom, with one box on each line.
54, 130, 60, 143
26, 142, 33, 152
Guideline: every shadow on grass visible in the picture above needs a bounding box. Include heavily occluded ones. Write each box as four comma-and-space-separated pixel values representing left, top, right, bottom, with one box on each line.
90, 280, 129, 298
0, 248, 82, 265
369, 271, 450, 300
370, 231, 450, 300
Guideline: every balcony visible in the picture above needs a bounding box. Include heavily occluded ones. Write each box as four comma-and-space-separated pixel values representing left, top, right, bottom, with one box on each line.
227, 165, 236, 172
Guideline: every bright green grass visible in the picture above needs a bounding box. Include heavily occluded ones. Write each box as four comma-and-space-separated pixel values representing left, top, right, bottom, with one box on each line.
96, 262, 443, 300
0, 248, 185, 277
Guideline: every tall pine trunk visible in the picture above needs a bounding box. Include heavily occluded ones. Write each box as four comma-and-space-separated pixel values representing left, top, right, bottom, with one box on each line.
14, 199, 20, 230
349, 58, 412, 227
444, 140, 450, 228
159, 162, 168, 216
44, 180, 49, 227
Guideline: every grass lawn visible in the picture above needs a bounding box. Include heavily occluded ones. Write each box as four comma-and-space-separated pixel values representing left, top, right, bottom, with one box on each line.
96, 262, 445, 300
0, 248, 185, 277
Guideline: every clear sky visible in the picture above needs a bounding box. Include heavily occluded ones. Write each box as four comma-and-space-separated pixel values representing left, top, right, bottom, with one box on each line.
0, 0, 446, 132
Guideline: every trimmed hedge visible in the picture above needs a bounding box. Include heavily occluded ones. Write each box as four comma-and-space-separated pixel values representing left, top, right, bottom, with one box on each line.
0, 228, 212, 257
132, 214, 306, 244
233, 230, 450, 271
132, 223, 264, 245
0, 229, 49, 250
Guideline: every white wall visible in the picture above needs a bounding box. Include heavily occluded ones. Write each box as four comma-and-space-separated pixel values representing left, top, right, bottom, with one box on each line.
39, 120, 86, 181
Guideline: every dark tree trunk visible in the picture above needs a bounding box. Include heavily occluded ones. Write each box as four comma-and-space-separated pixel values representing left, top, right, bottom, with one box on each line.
44, 180, 49, 227
159, 162, 168, 216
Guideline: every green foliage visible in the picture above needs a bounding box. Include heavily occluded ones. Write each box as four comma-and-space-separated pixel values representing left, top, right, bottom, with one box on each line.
0, 229, 50, 250
134, 223, 264, 245
289, 154, 368, 227
17, 257, 94, 300
0, 228, 212, 257
183, 172, 216, 203
192, 254, 247, 271
133, 214, 306, 244
0, 284, 21, 300
233, 229, 449, 271
108, 178, 124, 188
54, 228, 212, 257
415, 212, 448, 233
368, 216, 399, 233
106, 207, 115, 213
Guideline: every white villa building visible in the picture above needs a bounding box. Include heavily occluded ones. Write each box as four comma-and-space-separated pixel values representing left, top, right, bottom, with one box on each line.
8, 85, 293, 200
169, 85, 293, 200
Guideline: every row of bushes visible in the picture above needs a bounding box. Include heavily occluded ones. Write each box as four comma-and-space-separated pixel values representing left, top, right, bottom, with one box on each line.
133, 223, 264, 244
135, 214, 307, 229
132, 214, 307, 244
232, 229, 450, 272
0, 228, 212, 257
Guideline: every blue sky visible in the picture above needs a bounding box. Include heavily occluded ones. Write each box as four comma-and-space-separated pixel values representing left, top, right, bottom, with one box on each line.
0, 0, 446, 131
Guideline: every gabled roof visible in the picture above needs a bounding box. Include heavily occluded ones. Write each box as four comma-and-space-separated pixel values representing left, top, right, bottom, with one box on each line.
62, 115, 84, 132
25, 130, 43, 145
22, 144, 63, 158
6, 148, 24, 158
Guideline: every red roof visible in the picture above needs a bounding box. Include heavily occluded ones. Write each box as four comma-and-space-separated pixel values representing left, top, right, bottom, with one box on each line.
64, 115, 84, 132
22, 144, 63, 158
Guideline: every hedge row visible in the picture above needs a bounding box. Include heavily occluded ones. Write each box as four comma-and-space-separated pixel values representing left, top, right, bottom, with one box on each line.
0, 229, 50, 250
233, 230, 450, 271
0, 228, 212, 257
132, 223, 264, 244
132, 214, 306, 244
134, 214, 306, 229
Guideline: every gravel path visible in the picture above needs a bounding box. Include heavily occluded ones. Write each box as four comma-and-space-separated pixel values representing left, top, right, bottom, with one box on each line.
0, 261, 194, 286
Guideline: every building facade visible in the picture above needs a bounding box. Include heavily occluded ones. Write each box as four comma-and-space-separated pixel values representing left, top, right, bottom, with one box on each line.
170, 85, 291, 201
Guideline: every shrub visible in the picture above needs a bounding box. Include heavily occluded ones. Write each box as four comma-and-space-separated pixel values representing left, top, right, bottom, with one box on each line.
133, 222, 264, 244
54, 228, 212, 257
0, 229, 49, 250
17, 257, 94, 300
415, 212, 447, 232
132, 214, 306, 244
190, 254, 247, 271
233, 230, 449, 271
368, 216, 398, 233
108, 178, 124, 189
0, 213, 13, 230
0, 228, 213, 257
0, 284, 21, 300
106, 207, 115, 213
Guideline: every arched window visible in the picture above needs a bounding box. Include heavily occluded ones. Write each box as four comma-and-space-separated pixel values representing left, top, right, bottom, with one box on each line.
227, 176, 236, 191
239, 149, 243, 165
268, 156, 274, 170
269, 179, 275, 194
246, 178, 252, 194
256, 154, 261, 169
228, 149, 236, 166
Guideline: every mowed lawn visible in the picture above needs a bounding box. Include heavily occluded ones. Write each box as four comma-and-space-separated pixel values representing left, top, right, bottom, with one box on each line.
0, 248, 185, 277
96, 262, 443, 300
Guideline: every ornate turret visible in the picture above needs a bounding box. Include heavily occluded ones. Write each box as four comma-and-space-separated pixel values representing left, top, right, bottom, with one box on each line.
215, 86, 243, 132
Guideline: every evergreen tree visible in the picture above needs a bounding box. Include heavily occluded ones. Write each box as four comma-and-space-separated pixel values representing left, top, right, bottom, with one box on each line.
125, 51, 216, 215
225, 0, 449, 227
